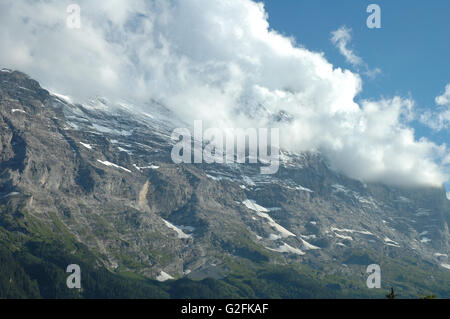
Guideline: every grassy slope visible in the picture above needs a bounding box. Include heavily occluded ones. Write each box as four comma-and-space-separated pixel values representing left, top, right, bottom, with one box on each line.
0, 204, 448, 299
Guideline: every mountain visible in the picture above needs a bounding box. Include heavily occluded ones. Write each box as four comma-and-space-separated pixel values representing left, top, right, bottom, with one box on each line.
0, 69, 449, 298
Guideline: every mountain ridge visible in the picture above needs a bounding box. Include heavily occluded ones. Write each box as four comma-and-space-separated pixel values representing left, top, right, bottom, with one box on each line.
0, 69, 449, 298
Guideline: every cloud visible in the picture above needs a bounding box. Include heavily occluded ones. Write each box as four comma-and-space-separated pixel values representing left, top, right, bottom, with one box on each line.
330, 26, 380, 78
331, 26, 363, 67
420, 83, 450, 131
436, 84, 450, 106
0, 0, 447, 187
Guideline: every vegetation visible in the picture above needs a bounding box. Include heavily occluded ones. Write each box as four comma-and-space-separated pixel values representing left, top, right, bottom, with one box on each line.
0, 205, 449, 299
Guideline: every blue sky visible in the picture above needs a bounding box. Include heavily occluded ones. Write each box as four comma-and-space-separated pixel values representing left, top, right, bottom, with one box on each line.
262, 0, 450, 190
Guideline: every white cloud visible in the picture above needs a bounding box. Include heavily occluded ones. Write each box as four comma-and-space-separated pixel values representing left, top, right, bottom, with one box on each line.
420, 110, 450, 131
436, 84, 450, 106
0, 0, 447, 187
444, 154, 450, 165
330, 26, 381, 78
420, 83, 450, 131
331, 26, 363, 67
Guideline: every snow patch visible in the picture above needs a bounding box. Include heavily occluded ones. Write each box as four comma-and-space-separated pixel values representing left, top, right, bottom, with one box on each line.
206, 174, 222, 181
268, 234, 282, 241
118, 147, 133, 155
330, 226, 375, 241
266, 243, 305, 255
355, 195, 377, 206
156, 271, 174, 282
334, 233, 353, 241
162, 219, 192, 239
243, 200, 295, 238
415, 208, 431, 216
331, 227, 374, 236
295, 185, 314, 192
97, 160, 131, 173
79, 142, 92, 150
133, 164, 159, 171
1, 192, 20, 198
243, 176, 256, 186
66, 121, 80, 130
397, 196, 412, 203
18, 86, 33, 92
243, 199, 270, 213
11, 109, 27, 114
440, 263, 450, 270
384, 237, 400, 247
299, 238, 320, 250
331, 184, 350, 194
142, 112, 154, 119
50, 91, 72, 103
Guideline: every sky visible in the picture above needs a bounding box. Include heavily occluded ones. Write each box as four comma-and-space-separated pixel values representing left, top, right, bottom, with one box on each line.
262, 0, 450, 193
263, 0, 450, 138
0, 0, 448, 192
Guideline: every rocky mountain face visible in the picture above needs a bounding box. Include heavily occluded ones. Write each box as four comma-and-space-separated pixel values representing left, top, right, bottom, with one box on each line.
0, 69, 449, 297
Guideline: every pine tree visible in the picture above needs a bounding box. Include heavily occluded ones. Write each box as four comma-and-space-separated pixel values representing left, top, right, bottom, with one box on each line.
386, 287, 396, 299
